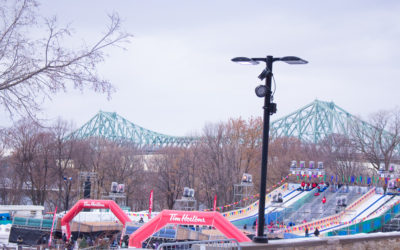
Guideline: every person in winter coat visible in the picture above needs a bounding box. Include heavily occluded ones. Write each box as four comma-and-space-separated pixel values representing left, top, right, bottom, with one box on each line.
314, 227, 320, 237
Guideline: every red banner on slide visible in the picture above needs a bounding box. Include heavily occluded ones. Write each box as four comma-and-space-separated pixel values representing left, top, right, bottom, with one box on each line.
149, 189, 153, 219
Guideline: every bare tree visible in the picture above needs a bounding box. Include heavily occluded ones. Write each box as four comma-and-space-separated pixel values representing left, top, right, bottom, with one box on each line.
0, 156, 25, 204
196, 118, 262, 209
352, 109, 400, 171
102, 142, 145, 209
85, 138, 110, 199
319, 134, 369, 183
51, 119, 77, 210
6, 118, 37, 204
150, 147, 186, 209
7, 118, 56, 205
0, 126, 25, 204
197, 122, 231, 208
268, 137, 309, 184
0, 0, 132, 118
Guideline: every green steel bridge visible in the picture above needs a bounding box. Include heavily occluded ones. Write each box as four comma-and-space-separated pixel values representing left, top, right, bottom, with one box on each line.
270, 100, 399, 156
271, 99, 365, 143
69, 100, 398, 152
68, 111, 196, 148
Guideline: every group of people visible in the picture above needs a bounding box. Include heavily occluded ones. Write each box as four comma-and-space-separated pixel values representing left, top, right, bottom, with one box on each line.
59, 233, 119, 250
250, 220, 286, 231
299, 181, 329, 192
305, 227, 320, 237
272, 193, 284, 203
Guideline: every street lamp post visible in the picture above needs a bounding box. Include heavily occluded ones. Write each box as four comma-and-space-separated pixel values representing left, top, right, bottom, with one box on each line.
232, 55, 307, 243
63, 176, 73, 210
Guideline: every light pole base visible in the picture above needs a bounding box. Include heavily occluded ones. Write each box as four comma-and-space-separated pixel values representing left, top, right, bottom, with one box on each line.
253, 235, 268, 243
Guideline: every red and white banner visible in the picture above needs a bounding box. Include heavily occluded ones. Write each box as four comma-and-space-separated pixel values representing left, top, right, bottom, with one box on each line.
129, 210, 251, 248
213, 194, 217, 211
149, 189, 153, 219
48, 206, 57, 247
61, 200, 132, 240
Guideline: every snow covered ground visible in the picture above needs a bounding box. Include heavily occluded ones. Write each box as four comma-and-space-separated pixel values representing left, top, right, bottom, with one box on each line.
0, 224, 11, 245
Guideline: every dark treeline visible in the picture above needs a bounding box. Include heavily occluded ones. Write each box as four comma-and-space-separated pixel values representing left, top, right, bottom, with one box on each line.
0, 108, 399, 213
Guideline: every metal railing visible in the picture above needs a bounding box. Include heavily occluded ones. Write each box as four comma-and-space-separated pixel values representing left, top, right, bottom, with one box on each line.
81, 246, 119, 250
156, 239, 241, 250
329, 226, 357, 236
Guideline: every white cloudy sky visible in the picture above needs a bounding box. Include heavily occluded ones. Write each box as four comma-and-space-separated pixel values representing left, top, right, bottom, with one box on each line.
12, 0, 400, 136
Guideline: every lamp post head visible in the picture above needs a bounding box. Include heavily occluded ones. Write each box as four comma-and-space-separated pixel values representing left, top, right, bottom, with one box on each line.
280, 56, 308, 65
231, 57, 259, 65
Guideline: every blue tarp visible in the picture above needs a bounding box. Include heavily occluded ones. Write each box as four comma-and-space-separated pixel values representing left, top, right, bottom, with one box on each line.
125, 226, 176, 238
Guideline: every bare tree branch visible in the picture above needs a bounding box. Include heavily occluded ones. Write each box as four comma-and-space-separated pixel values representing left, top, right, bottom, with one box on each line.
0, 0, 132, 119
351, 109, 400, 171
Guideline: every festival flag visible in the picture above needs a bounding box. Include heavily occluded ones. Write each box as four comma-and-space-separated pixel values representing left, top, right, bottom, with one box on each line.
213, 194, 217, 211
48, 206, 57, 247
119, 226, 126, 247
149, 189, 154, 219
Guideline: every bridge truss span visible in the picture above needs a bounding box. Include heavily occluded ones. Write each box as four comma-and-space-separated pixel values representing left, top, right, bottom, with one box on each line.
68, 111, 197, 149
270, 99, 399, 155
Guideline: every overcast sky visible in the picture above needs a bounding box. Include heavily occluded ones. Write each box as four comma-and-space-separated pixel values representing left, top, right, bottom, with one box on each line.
19, 1, 400, 136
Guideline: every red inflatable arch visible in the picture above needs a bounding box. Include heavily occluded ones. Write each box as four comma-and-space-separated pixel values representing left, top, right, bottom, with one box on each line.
61, 199, 131, 240
129, 210, 251, 248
